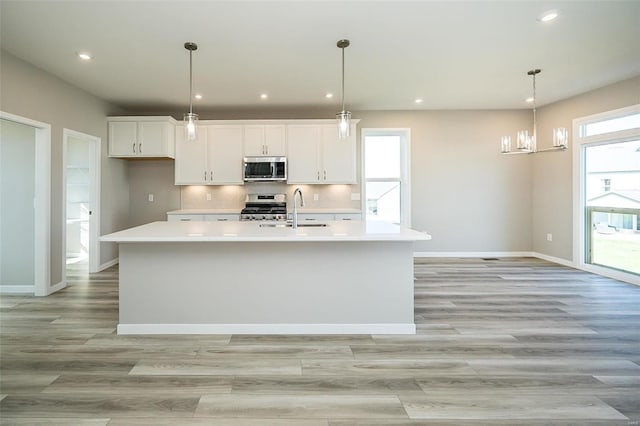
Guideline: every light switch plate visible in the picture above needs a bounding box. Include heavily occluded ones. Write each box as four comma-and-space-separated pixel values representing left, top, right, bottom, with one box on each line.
313, 193, 319, 201
148, 193, 154, 202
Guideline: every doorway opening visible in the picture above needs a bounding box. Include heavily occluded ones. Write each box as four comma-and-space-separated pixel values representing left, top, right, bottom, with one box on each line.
63, 129, 100, 275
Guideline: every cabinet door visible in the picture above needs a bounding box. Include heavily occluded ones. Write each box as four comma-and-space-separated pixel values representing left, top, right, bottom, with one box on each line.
264, 125, 286, 156
208, 125, 244, 184
204, 214, 239, 222
175, 125, 208, 185
335, 213, 362, 221
138, 121, 166, 157
108, 121, 137, 157
168, 214, 205, 222
243, 125, 266, 156
321, 124, 356, 184
286, 125, 321, 183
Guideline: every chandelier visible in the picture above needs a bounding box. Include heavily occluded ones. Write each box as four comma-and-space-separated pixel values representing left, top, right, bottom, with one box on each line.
501, 69, 568, 154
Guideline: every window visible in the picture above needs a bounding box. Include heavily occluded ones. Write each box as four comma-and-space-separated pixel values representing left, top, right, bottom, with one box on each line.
574, 104, 640, 282
362, 130, 410, 225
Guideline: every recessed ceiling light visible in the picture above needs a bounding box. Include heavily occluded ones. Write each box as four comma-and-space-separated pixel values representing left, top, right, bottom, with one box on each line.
325, 93, 334, 99
260, 93, 268, 99
194, 94, 203, 100
77, 52, 92, 61
414, 98, 424, 104
525, 97, 534, 103
538, 10, 560, 22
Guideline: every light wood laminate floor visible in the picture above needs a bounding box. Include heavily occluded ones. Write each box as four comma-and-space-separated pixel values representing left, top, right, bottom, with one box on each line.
1, 258, 639, 425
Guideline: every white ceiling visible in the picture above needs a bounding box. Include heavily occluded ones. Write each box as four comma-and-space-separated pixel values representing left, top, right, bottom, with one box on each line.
1, 1, 639, 113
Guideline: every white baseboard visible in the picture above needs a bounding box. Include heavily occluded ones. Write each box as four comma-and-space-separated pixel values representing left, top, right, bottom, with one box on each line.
531, 252, 574, 268
0, 285, 35, 294
98, 258, 118, 272
46, 280, 67, 296
117, 323, 416, 335
414, 251, 534, 258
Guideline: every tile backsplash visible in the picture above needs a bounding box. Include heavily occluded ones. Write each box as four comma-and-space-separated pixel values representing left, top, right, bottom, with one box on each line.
180, 183, 361, 210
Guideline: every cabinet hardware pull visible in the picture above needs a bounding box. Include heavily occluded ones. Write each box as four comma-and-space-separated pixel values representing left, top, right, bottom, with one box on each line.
139, 143, 142, 153
204, 171, 207, 181
324, 170, 327, 180
210, 171, 213, 181
132, 142, 136, 153
317, 171, 320, 181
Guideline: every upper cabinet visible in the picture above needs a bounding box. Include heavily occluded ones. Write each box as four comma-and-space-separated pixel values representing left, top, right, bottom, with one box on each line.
174, 124, 243, 185
243, 125, 286, 156
108, 117, 175, 158
287, 123, 357, 184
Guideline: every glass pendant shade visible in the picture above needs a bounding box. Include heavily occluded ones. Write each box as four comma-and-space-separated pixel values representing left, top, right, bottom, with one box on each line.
553, 127, 568, 147
337, 110, 351, 139
184, 112, 198, 141
501, 136, 512, 153
516, 130, 532, 151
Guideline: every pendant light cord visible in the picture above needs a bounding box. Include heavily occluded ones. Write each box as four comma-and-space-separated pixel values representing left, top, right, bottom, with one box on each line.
532, 71, 537, 145
341, 46, 345, 113
189, 48, 193, 115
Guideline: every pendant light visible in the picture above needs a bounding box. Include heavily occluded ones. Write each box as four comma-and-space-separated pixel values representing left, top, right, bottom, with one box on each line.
184, 42, 198, 141
501, 69, 568, 154
336, 39, 351, 139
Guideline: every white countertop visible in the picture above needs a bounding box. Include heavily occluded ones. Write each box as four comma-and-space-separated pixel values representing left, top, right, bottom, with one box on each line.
166, 208, 362, 215
101, 220, 431, 243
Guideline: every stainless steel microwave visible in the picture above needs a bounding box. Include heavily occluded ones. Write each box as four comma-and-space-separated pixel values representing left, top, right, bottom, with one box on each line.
243, 156, 287, 182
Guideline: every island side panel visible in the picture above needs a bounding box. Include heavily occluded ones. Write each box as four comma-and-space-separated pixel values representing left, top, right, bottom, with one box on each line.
117, 241, 415, 333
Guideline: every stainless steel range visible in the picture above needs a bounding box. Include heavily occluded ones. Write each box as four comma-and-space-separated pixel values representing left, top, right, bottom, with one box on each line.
240, 193, 287, 221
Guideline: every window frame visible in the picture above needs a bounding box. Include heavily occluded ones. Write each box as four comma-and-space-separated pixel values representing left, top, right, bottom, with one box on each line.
572, 104, 640, 285
361, 128, 411, 226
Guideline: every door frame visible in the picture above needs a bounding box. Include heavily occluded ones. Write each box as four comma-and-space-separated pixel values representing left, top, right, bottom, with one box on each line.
0, 111, 51, 296
572, 104, 640, 286
63, 128, 101, 274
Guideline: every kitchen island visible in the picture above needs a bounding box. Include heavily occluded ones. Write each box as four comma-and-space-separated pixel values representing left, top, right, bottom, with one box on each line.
101, 220, 431, 335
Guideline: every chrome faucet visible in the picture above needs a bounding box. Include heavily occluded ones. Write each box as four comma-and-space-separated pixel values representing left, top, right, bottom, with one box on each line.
292, 187, 305, 229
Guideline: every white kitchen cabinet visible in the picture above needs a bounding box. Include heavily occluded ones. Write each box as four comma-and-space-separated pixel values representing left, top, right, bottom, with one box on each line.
167, 214, 205, 222
243, 125, 286, 156
204, 214, 239, 222
321, 124, 357, 184
286, 123, 356, 184
286, 125, 322, 183
174, 125, 243, 185
108, 117, 175, 158
167, 213, 240, 222
335, 213, 362, 221
208, 126, 244, 184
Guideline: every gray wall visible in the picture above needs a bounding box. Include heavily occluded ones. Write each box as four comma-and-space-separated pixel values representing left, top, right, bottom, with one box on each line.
356, 110, 533, 253
127, 160, 181, 227
0, 51, 129, 284
533, 75, 640, 261
0, 120, 35, 285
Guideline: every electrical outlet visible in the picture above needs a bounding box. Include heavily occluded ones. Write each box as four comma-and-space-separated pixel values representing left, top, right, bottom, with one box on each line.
206, 193, 212, 201
148, 193, 154, 202
546, 233, 553, 242
313, 193, 319, 201
351, 193, 361, 201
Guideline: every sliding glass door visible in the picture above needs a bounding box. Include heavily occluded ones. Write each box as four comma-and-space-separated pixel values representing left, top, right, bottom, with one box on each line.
574, 106, 640, 281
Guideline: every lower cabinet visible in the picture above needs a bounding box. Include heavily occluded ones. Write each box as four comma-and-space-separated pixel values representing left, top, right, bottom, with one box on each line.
291, 213, 362, 221
167, 214, 240, 222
